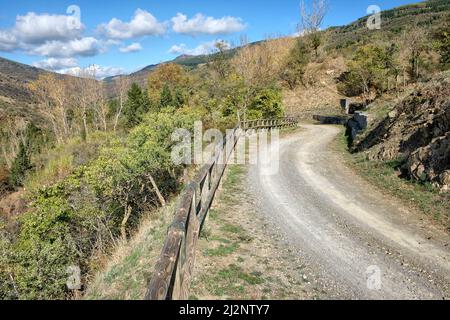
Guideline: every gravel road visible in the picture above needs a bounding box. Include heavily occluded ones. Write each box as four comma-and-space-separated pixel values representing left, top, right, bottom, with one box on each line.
247, 124, 450, 300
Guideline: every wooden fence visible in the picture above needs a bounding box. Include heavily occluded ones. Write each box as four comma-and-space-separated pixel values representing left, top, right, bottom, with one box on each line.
145, 117, 298, 300
241, 117, 298, 131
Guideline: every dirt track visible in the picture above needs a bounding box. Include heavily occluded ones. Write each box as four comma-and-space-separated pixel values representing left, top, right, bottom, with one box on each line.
247, 124, 450, 299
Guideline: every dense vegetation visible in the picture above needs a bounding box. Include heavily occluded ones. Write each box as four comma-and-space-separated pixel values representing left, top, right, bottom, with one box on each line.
0, 36, 284, 299
0, 0, 449, 300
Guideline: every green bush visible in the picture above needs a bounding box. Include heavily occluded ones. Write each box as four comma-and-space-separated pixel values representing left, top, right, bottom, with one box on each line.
2, 108, 201, 299
338, 44, 397, 99
248, 88, 284, 120
280, 39, 311, 89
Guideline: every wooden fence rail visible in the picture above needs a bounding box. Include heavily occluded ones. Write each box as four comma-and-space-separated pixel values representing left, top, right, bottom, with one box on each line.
145, 117, 298, 300
241, 117, 298, 131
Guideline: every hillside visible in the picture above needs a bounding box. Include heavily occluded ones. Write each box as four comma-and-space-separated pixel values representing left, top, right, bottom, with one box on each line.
0, 0, 449, 301
354, 71, 450, 191
104, 50, 237, 93
327, 0, 450, 50
0, 57, 82, 124
0, 57, 46, 121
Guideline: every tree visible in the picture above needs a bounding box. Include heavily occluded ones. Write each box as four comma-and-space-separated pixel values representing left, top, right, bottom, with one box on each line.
148, 63, 188, 106
29, 74, 72, 143
92, 81, 109, 132
310, 32, 322, 57
434, 24, 450, 66
280, 39, 311, 89
9, 140, 31, 187
160, 83, 173, 109
72, 69, 97, 140
113, 76, 131, 132
401, 25, 427, 82
299, 0, 328, 34
173, 88, 185, 109
209, 40, 232, 80
338, 45, 394, 102
123, 83, 150, 127
298, 0, 328, 59
232, 36, 280, 89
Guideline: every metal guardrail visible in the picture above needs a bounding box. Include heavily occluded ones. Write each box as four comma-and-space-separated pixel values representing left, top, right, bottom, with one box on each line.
145, 117, 298, 300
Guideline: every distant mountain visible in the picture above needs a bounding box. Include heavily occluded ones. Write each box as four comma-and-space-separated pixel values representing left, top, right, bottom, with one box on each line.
0, 57, 45, 105
2, 0, 449, 113
0, 57, 79, 124
0, 57, 50, 123
104, 53, 214, 87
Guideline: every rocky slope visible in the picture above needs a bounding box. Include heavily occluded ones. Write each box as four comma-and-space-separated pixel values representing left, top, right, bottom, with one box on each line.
355, 72, 450, 191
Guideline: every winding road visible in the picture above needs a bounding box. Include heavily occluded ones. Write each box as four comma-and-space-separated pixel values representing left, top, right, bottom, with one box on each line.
247, 124, 450, 299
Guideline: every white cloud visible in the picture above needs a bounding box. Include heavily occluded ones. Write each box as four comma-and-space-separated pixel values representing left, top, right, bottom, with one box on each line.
172, 13, 246, 35
98, 9, 166, 40
0, 31, 17, 51
13, 12, 84, 44
59, 64, 124, 79
31, 37, 103, 58
169, 40, 231, 56
33, 57, 78, 70
119, 42, 142, 53
0, 11, 88, 55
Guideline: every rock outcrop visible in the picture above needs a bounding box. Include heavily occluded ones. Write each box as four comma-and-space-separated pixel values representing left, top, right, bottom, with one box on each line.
355, 74, 450, 191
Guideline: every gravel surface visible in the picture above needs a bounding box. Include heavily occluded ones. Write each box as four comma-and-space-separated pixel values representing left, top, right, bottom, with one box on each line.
247, 124, 450, 300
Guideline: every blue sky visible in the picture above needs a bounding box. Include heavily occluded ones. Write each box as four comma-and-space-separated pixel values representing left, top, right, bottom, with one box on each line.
0, 0, 423, 77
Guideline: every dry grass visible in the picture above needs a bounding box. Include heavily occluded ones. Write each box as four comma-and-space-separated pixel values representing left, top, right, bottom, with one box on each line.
84, 204, 174, 300
283, 55, 347, 119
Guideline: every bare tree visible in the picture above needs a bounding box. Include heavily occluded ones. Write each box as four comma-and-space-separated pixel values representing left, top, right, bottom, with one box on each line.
401, 24, 427, 82
113, 76, 130, 132
0, 117, 27, 168
73, 70, 93, 139
93, 81, 109, 132
299, 0, 328, 34
30, 74, 71, 143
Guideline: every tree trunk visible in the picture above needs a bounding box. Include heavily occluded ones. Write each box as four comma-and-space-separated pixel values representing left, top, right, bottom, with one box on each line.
114, 95, 124, 132
148, 173, 166, 207
120, 205, 132, 241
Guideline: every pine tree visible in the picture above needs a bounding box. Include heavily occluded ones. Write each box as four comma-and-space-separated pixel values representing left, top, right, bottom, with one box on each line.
9, 141, 31, 187
123, 83, 150, 127
160, 83, 173, 109
173, 88, 185, 109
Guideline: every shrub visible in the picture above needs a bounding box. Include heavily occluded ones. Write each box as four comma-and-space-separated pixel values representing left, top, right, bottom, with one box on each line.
3, 108, 201, 299
338, 44, 397, 100
248, 88, 284, 120
280, 39, 311, 89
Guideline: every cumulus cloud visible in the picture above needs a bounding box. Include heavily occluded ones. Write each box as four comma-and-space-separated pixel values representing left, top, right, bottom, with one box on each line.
169, 40, 231, 56
172, 13, 246, 35
59, 64, 124, 79
33, 57, 78, 70
0, 12, 86, 56
13, 12, 84, 44
119, 42, 142, 53
0, 31, 17, 51
98, 9, 166, 39
30, 37, 103, 58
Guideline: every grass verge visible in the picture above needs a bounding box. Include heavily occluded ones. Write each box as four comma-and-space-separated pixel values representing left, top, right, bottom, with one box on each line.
190, 163, 318, 300
83, 204, 174, 300
335, 130, 450, 230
